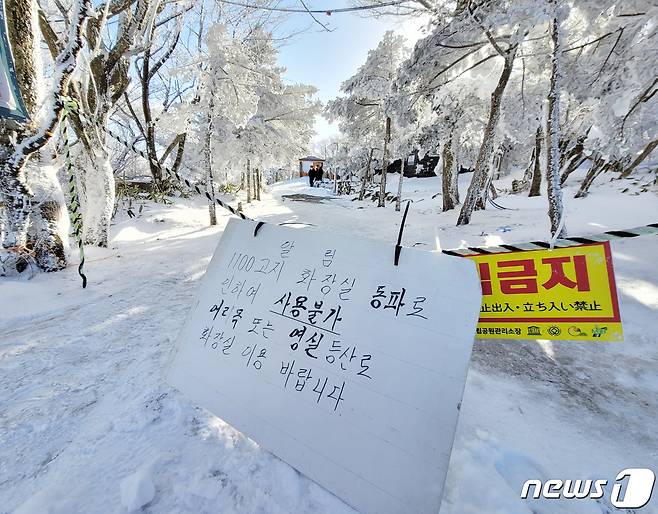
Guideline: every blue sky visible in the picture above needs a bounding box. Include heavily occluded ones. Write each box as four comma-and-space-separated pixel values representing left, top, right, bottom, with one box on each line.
272, 2, 422, 146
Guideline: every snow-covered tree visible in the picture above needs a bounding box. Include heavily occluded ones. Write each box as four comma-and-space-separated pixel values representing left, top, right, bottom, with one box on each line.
0, 0, 89, 276
40, 0, 157, 246
564, 2, 658, 196
326, 31, 409, 207
545, 0, 566, 237
182, 22, 319, 216
121, 1, 189, 189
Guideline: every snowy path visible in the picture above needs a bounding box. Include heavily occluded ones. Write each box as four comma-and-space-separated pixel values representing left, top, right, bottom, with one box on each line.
1, 177, 657, 513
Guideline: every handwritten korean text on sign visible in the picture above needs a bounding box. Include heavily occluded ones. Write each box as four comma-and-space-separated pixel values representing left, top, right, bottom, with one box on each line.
467, 242, 622, 341
167, 218, 482, 514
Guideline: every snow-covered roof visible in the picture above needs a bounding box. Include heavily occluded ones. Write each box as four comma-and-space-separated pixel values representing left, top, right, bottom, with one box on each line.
299, 155, 325, 162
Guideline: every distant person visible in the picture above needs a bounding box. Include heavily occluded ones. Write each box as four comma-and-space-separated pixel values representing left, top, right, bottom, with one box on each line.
308, 164, 316, 187
316, 163, 324, 185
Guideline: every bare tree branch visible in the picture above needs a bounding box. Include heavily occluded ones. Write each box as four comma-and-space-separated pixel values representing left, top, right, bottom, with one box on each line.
11, 0, 91, 171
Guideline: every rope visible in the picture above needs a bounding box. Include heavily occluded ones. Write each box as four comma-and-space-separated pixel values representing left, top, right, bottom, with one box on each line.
486, 183, 515, 210
58, 99, 658, 263
215, 0, 413, 14
61, 97, 249, 222
60, 99, 88, 288
487, 194, 514, 210
441, 223, 658, 257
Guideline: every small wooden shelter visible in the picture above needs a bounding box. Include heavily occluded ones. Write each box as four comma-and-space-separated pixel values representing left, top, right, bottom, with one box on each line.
298, 155, 325, 177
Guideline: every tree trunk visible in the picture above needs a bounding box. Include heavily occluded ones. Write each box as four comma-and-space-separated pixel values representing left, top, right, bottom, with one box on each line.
0, 168, 33, 274
492, 146, 503, 180
163, 132, 187, 190
1, 0, 40, 275
395, 158, 404, 211
378, 117, 391, 208
138, 21, 181, 186
559, 133, 588, 185
457, 49, 517, 225
204, 112, 216, 226
559, 152, 587, 185
1, 0, 87, 273
255, 168, 261, 201
6, 0, 38, 118
80, 144, 115, 246
442, 135, 459, 211
529, 125, 543, 197
358, 147, 375, 201
254, 168, 259, 200
28, 159, 69, 271
546, 7, 566, 238
70, 101, 114, 248
619, 138, 658, 178
75, 0, 148, 245
246, 159, 252, 204
141, 62, 161, 183
575, 155, 608, 198
520, 149, 534, 186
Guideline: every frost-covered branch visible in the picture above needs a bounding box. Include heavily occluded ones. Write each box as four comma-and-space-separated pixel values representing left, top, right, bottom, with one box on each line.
11, 0, 91, 171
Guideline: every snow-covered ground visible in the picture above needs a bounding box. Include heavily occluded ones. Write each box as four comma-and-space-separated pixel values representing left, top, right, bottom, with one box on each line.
1, 170, 657, 514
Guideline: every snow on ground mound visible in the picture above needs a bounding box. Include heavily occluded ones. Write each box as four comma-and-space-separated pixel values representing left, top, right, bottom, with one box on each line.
120, 462, 156, 512
1, 173, 657, 513
270, 177, 336, 198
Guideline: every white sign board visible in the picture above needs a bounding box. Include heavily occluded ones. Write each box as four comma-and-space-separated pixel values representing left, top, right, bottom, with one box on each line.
167, 218, 482, 514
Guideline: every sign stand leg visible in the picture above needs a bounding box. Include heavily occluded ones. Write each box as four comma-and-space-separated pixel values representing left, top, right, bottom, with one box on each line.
253, 221, 266, 237
394, 200, 411, 266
